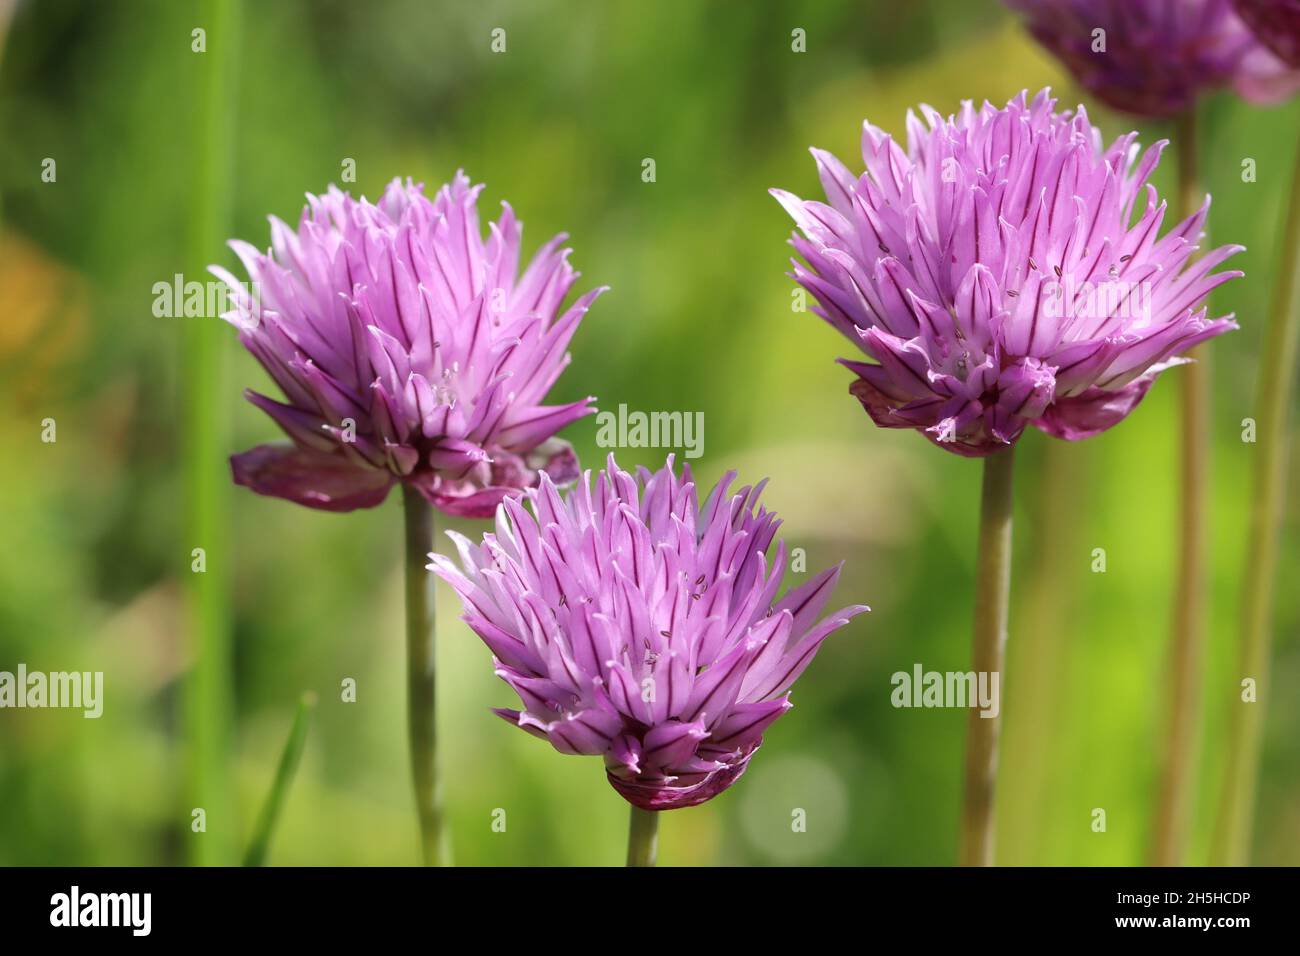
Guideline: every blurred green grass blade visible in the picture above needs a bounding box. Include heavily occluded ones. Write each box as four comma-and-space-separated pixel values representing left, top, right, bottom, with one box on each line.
1212, 125, 1300, 865
182, 0, 242, 866
244, 693, 317, 868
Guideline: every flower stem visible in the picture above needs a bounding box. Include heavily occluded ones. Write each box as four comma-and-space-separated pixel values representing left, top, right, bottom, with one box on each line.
1211, 122, 1300, 866
1151, 108, 1208, 867
403, 485, 446, 866
959, 446, 1015, 867
626, 806, 659, 867
243, 692, 315, 867
997, 439, 1082, 864
182, 0, 241, 867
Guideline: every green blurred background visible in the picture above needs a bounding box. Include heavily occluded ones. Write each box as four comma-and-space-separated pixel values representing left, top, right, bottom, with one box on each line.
1, 0, 1296, 866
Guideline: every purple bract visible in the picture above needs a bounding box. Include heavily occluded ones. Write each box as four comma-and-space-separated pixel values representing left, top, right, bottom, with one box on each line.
773, 89, 1242, 456
214, 174, 604, 516
1233, 0, 1300, 66
429, 455, 867, 811
1005, 0, 1300, 116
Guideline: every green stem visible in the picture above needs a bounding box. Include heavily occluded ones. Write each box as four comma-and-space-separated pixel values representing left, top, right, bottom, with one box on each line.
243, 692, 316, 867
1211, 122, 1300, 867
626, 806, 659, 867
403, 485, 446, 866
183, 0, 241, 867
998, 439, 1081, 864
1151, 108, 1209, 867
958, 447, 1015, 867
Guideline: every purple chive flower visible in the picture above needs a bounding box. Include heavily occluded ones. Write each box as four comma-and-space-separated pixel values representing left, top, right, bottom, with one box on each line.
1234, 0, 1300, 66
429, 455, 867, 811
1004, 0, 1300, 116
772, 89, 1243, 457
213, 174, 605, 517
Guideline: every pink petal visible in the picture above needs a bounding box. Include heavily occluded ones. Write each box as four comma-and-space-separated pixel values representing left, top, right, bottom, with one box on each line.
1032, 373, 1164, 441
230, 443, 394, 512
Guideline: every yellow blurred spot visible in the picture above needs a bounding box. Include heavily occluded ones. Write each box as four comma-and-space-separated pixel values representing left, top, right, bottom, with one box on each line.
0, 230, 89, 402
